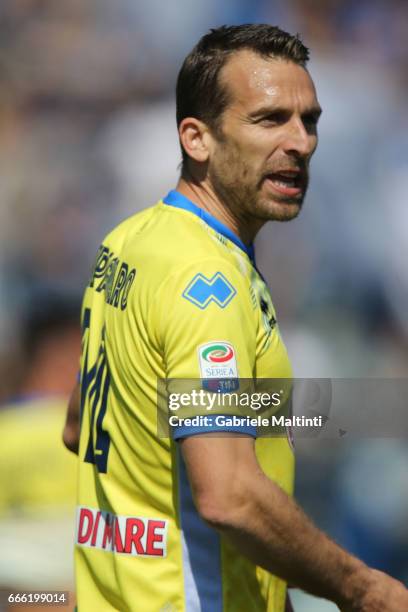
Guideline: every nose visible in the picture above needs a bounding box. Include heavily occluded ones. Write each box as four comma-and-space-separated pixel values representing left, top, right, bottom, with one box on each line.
282, 117, 317, 159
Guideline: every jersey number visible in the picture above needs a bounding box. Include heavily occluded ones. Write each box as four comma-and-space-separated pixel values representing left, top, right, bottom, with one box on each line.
80, 307, 111, 473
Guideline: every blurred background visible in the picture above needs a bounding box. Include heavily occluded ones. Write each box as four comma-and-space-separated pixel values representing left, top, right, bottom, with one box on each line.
0, 1, 407, 610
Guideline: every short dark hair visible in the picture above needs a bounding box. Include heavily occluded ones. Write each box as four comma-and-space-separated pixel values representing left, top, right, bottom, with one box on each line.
22, 291, 80, 358
176, 24, 310, 170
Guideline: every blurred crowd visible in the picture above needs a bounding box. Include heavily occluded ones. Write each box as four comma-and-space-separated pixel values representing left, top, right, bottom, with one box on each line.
0, 0, 407, 609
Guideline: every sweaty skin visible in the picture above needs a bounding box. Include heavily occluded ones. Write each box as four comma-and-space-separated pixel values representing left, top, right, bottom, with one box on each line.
178, 50, 322, 244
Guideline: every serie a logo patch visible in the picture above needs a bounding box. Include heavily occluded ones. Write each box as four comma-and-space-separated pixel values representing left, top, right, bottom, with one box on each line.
198, 342, 239, 391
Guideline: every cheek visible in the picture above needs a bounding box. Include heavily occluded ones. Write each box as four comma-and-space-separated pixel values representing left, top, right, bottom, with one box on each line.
214, 141, 242, 172
213, 131, 267, 181
236, 132, 265, 155
239, 135, 276, 174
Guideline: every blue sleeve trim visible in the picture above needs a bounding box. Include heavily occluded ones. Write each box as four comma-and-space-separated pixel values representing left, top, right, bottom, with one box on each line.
172, 414, 257, 440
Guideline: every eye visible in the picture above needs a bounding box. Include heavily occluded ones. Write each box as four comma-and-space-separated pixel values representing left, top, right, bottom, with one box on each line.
302, 112, 320, 131
258, 111, 288, 126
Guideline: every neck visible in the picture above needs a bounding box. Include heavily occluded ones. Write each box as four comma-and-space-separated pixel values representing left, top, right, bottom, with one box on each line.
175, 171, 264, 246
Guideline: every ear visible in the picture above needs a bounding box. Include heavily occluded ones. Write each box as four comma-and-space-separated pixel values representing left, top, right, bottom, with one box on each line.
178, 117, 212, 163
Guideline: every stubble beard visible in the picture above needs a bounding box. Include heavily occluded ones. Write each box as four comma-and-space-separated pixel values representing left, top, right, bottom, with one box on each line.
257, 191, 305, 222
209, 156, 257, 225
209, 149, 308, 224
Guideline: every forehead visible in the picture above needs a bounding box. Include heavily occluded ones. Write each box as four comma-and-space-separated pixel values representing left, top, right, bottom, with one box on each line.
219, 49, 318, 112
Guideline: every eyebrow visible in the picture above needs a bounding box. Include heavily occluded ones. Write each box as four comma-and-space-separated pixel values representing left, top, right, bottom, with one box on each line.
248, 105, 323, 120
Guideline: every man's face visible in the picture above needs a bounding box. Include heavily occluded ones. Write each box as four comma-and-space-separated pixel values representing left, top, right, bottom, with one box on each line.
208, 50, 321, 223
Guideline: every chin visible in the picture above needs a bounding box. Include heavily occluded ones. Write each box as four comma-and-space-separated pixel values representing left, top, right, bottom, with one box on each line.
263, 200, 302, 222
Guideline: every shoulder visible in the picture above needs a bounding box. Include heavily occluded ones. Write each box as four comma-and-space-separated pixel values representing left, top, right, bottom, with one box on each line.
89, 201, 255, 315
108, 202, 252, 290
153, 254, 256, 339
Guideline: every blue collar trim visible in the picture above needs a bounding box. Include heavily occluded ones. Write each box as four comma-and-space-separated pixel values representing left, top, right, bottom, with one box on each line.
163, 190, 255, 262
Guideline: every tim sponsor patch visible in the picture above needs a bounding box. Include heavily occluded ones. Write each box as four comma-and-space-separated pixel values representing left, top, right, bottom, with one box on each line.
76, 506, 168, 557
198, 342, 239, 392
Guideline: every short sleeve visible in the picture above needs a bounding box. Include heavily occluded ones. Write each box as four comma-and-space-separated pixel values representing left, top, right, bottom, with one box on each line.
154, 257, 258, 438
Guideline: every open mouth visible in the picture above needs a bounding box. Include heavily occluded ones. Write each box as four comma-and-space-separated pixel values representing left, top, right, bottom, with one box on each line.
265, 170, 304, 198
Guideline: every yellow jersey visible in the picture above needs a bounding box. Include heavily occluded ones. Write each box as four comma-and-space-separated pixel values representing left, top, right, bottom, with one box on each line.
76, 190, 294, 611
0, 397, 77, 588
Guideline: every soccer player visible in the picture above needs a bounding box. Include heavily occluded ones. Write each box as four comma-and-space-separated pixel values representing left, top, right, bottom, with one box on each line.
0, 295, 79, 602
64, 24, 408, 611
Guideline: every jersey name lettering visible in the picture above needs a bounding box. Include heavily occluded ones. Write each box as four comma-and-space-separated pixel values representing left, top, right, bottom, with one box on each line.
89, 244, 136, 311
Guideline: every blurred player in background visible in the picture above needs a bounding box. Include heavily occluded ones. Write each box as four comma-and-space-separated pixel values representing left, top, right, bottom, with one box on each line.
65, 24, 408, 611
0, 293, 79, 611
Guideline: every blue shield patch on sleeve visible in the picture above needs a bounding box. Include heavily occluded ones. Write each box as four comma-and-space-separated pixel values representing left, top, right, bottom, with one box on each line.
182, 272, 236, 309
